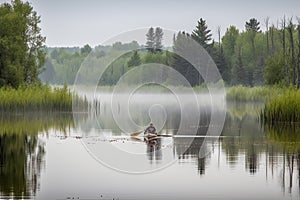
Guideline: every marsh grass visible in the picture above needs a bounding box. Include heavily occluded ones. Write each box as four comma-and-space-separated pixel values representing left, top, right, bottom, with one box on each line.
0, 84, 84, 112
226, 85, 284, 102
262, 88, 300, 124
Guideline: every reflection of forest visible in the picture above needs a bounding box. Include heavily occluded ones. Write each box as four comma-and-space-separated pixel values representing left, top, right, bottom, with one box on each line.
0, 113, 73, 199
172, 102, 300, 193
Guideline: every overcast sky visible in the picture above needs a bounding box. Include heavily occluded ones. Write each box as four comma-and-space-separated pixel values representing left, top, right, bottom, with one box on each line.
1, 0, 300, 47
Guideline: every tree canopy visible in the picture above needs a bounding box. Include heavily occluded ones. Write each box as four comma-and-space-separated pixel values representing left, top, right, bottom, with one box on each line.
0, 0, 45, 88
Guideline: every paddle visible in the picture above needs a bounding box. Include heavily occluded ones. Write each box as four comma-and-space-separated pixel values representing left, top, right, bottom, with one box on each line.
130, 130, 144, 137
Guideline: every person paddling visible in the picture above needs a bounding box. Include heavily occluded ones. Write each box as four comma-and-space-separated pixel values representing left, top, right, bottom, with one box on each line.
144, 122, 157, 136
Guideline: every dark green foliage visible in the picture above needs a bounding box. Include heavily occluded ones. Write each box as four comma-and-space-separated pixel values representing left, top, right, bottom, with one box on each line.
245, 18, 261, 32
264, 53, 284, 85
0, 0, 46, 88
172, 32, 201, 86
127, 51, 141, 67
234, 48, 247, 85
192, 18, 212, 50
80, 44, 92, 55
214, 47, 230, 83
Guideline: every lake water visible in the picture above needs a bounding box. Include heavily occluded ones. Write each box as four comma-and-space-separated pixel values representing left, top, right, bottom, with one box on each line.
1, 94, 300, 200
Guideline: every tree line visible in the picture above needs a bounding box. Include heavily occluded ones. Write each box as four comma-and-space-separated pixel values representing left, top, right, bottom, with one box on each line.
1, 0, 300, 88
90, 17, 300, 87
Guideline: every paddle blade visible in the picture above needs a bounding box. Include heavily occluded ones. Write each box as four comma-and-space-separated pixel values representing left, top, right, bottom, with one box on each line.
130, 130, 143, 137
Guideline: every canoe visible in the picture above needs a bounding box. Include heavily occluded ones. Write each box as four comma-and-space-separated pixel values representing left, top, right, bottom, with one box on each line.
144, 132, 158, 138
144, 132, 158, 142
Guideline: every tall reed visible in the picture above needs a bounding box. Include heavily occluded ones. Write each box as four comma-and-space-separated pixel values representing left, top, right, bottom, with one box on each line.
226, 85, 283, 102
262, 88, 300, 124
0, 84, 85, 112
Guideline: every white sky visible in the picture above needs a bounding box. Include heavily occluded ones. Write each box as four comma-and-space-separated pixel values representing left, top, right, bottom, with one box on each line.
1, 0, 300, 47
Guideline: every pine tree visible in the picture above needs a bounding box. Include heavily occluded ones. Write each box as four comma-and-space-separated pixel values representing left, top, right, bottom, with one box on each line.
192, 18, 212, 50
146, 27, 155, 52
245, 18, 260, 32
172, 32, 201, 86
154, 27, 163, 52
127, 51, 141, 67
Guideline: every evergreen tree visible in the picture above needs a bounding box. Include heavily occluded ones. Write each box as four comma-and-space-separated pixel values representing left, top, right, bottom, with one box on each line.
214, 47, 230, 83
172, 32, 201, 86
127, 51, 141, 67
192, 18, 212, 50
245, 18, 261, 32
245, 18, 260, 58
146, 27, 155, 52
154, 27, 163, 52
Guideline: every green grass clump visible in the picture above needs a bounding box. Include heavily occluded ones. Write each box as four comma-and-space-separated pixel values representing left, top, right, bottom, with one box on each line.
262, 88, 300, 124
0, 84, 78, 112
226, 85, 284, 102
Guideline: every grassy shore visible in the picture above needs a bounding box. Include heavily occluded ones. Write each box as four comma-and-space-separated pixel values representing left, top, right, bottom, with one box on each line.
226, 85, 300, 123
226, 85, 285, 102
262, 88, 300, 124
0, 84, 74, 112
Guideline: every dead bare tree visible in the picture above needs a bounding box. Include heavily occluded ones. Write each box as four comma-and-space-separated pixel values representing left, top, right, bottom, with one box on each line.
270, 24, 275, 55
217, 26, 221, 54
265, 17, 270, 55
287, 18, 297, 86
282, 16, 290, 85
297, 17, 300, 88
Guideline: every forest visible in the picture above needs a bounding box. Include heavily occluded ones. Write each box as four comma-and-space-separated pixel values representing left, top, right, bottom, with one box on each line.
1, 0, 300, 122
41, 18, 300, 88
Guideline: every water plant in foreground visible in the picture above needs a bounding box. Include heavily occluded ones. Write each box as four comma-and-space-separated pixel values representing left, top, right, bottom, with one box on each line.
0, 84, 85, 112
262, 88, 300, 124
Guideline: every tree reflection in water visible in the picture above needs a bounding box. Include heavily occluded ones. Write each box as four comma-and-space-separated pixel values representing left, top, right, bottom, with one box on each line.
0, 112, 73, 199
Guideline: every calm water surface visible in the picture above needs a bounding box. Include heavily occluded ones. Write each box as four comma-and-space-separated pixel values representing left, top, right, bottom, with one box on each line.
1, 95, 300, 200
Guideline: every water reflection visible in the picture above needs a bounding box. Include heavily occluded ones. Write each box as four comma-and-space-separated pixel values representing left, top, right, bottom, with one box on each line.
0, 112, 73, 199
146, 138, 162, 162
1, 99, 300, 199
